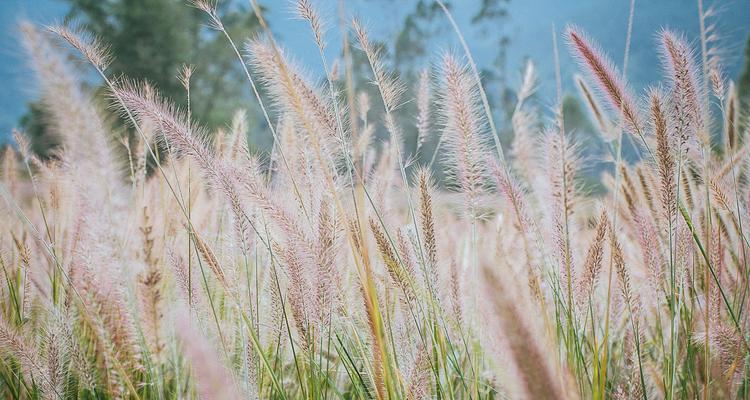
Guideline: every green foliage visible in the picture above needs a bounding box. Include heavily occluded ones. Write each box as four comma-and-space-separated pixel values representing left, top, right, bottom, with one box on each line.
20, 0, 265, 159
64, 0, 261, 129
739, 35, 750, 102
563, 94, 595, 135
370, 0, 513, 182
18, 101, 61, 159
394, 0, 445, 67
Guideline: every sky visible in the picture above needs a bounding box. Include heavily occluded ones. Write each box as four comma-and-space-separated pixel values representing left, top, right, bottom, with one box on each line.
1, 0, 749, 143
0, 0, 67, 142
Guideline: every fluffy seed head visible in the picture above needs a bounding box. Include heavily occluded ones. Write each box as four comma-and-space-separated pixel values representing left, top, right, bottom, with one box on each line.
437, 52, 490, 217
566, 25, 642, 136
352, 18, 405, 112
659, 29, 705, 146
48, 25, 112, 71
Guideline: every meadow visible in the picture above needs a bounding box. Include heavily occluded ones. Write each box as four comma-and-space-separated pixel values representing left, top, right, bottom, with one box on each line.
0, 0, 748, 398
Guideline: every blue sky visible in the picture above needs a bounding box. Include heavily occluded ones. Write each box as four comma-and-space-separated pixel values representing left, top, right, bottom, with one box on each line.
1, 0, 67, 141
1, 0, 749, 143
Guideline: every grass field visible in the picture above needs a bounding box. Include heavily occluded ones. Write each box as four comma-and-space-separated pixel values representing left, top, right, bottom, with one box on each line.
1, 0, 749, 398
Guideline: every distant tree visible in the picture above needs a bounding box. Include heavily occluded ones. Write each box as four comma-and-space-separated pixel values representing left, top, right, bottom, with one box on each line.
381, 0, 512, 169
394, 0, 445, 68
64, 0, 262, 129
739, 35, 750, 103
562, 95, 595, 137
18, 102, 61, 159
21, 0, 266, 158
472, 0, 512, 109
392, 0, 511, 91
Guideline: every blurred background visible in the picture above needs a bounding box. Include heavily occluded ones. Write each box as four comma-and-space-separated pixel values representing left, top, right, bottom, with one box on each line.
2, 0, 750, 186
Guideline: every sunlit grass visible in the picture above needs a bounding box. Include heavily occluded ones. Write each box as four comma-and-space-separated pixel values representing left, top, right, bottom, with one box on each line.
0, 1, 749, 399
